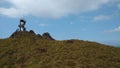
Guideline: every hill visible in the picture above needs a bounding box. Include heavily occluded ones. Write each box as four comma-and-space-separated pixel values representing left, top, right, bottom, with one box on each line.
0, 31, 120, 68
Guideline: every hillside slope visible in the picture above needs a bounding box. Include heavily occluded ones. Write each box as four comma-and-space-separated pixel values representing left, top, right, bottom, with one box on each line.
0, 31, 120, 68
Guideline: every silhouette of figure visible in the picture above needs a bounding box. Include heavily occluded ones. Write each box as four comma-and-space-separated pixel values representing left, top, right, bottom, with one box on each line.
18, 19, 26, 31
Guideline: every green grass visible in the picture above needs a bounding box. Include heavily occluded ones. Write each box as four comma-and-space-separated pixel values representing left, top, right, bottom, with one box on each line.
0, 32, 120, 68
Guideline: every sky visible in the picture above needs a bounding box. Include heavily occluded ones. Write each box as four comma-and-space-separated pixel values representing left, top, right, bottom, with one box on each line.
0, 0, 120, 47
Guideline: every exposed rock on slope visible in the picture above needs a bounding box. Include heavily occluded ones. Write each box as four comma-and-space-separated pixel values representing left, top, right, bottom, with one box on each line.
42, 32, 54, 40
10, 30, 54, 40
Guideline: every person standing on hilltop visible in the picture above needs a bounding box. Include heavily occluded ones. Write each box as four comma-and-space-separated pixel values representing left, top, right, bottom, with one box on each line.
18, 19, 26, 31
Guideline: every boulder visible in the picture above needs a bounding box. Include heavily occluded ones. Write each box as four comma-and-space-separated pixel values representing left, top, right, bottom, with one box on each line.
42, 32, 54, 40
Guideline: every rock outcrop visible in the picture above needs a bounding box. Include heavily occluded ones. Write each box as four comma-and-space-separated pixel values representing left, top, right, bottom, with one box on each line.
10, 19, 55, 40
10, 30, 54, 40
42, 32, 54, 40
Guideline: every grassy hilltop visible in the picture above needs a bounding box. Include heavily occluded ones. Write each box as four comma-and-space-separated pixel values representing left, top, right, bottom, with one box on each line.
0, 31, 120, 68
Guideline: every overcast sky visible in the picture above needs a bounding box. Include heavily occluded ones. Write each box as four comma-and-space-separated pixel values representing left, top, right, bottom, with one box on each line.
0, 0, 120, 47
